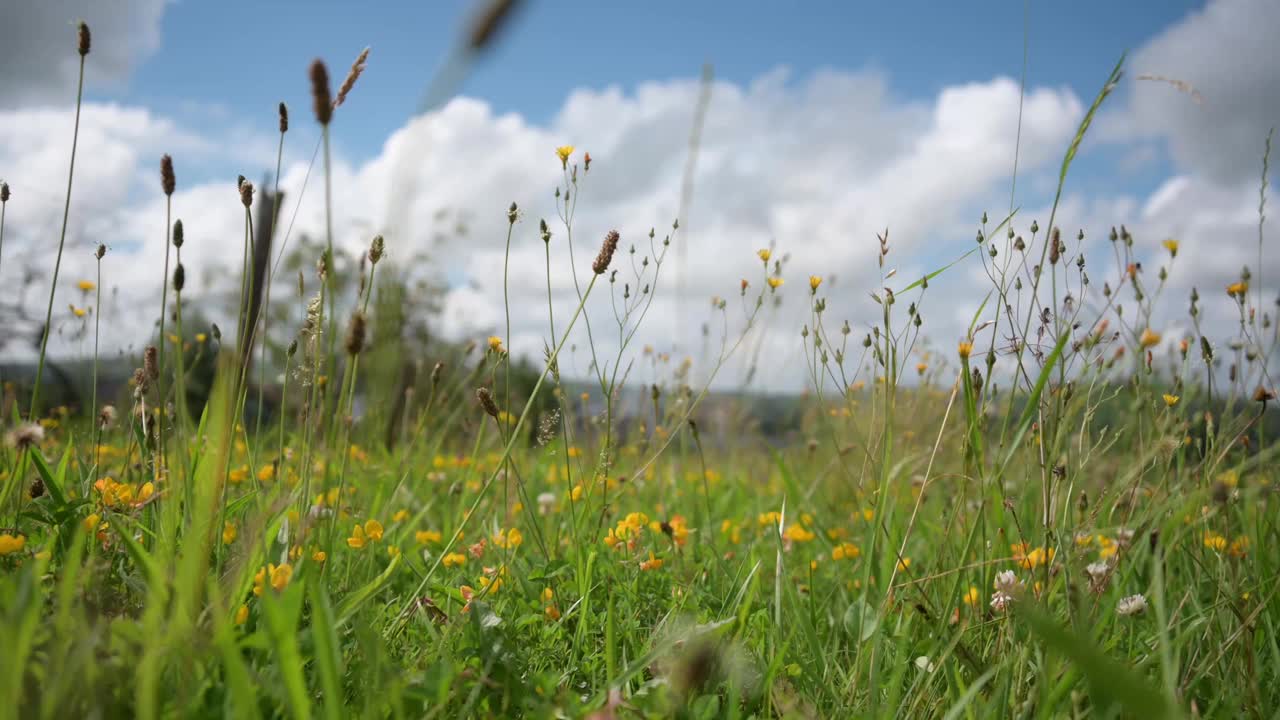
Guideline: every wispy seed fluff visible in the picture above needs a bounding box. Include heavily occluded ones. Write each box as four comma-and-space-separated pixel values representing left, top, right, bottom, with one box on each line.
593, 230, 620, 274
172, 219, 184, 248
160, 154, 175, 196
476, 387, 500, 418
310, 60, 333, 125
278, 102, 289, 133
345, 311, 367, 355
334, 47, 370, 109
77, 21, 91, 56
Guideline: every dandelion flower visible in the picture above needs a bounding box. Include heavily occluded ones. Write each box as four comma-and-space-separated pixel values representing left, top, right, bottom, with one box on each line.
809, 275, 822, 292
1163, 394, 1179, 407
1139, 328, 1161, 349
555, 145, 574, 168
757, 248, 771, 263
77, 279, 96, 292
1162, 238, 1179, 256
1116, 593, 1147, 616
957, 341, 973, 360
767, 277, 784, 290
1226, 281, 1248, 298
488, 335, 505, 354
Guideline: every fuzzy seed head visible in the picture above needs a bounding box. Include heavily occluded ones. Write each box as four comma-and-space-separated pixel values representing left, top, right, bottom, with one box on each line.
0, 182, 9, 202
278, 102, 289, 133
77, 21, 91, 56
160, 154, 176, 196
368, 234, 384, 264
310, 60, 333, 125
144, 346, 159, 380
593, 230, 619, 275
173, 263, 185, 292
240, 180, 254, 208
172, 218, 184, 247
476, 387, 500, 418
334, 47, 370, 109
95, 243, 106, 259
5, 422, 44, 450
345, 311, 367, 355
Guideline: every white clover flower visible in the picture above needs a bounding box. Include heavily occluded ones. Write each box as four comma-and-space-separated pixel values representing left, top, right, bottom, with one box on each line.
993, 569, 1023, 595
990, 591, 1015, 613
1117, 593, 1148, 616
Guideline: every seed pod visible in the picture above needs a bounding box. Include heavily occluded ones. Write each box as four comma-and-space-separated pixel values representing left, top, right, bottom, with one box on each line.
0, 182, 9, 202
593, 230, 619, 274
160, 154, 176, 196
345, 311, 366, 355
77, 21, 91, 56
173, 263, 185, 292
310, 60, 333, 125
278, 102, 289, 133
476, 387, 499, 418
172, 219, 184, 248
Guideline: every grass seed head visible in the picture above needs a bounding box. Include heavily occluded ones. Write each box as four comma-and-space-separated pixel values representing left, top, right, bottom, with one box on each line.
160, 154, 175, 196
77, 21, 91, 56
334, 47, 370, 109
278, 102, 288, 133
240, 180, 254, 208
345, 311, 367, 355
476, 387, 499, 418
310, 59, 333, 125
0, 182, 9, 203
173, 263, 185, 292
594, 230, 619, 275
172, 219, 183, 248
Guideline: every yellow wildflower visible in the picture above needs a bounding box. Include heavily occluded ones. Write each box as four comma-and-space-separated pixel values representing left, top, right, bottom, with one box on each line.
222, 521, 237, 545
77, 279, 96, 292
1139, 328, 1161, 349
347, 524, 368, 549
958, 341, 973, 359
1163, 394, 1179, 407
767, 277, 784, 290
235, 605, 249, 625
1162, 238, 1179, 256
416, 529, 442, 545
963, 586, 979, 606
639, 551, 664, 571
757, 248, 771, 262
0, 533, 26, 555
363, 519, 384, 542
393, 509, 410, 523
443, 552, 467, 568
488, 335, 505, 354
555, 145, 574, 168
809, 275, 822, 292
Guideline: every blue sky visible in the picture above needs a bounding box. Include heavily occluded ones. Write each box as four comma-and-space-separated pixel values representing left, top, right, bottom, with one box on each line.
116, 1, 1198, 170
2, 0, 1274, 387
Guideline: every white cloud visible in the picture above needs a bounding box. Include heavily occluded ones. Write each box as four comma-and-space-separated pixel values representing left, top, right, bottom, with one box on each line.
1115, 0, 1279, 183
0, 0, 167, 109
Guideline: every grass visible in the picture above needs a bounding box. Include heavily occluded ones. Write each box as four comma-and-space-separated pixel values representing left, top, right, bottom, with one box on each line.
0, 18, 1278, 720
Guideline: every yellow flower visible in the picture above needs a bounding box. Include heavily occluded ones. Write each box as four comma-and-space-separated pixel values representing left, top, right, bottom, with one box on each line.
1162, 238, 1179, 256
443, 552, 467, 568
783, 524, 815, 543
77, 279, 96, 292
916, 362, 928, 375
1163, 394, 1180, 407
196, 333, 207, 343
639, 551, 664, 571
312, 549, 327, 563
545, 605, 561, 621
896, 557, 911, 572
393, 509, 410, 523
494, 527, 523, 549
416, 529, 442, 545
222, 521, 237, 545
831, 542, 860, 560
1139, 328, 1161, 349
767, 277, 783, 290
388, 545, 401, 559
957, 341, 973, 359
347, 524, 367, 549
83, 513, 101, 533
364, 519, 384, 542
757, 248, 771, 263
256, 464, 276, 482
269, 563, 293, 592
555, 145, 574, 168
963, 586, 979, 606
809, 275, 822, 292
1227, 281, 1248, 298
235, 604, 249, 625
0, 533, 26, 555
1203, 532, 1227, 552
488, 335, 505, 354
71, 306, 87, 318
228, 464, 249, 484
541, 587, 555, 603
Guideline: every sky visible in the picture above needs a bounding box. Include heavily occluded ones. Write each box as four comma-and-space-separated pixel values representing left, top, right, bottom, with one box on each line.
0, 0, 1276, 392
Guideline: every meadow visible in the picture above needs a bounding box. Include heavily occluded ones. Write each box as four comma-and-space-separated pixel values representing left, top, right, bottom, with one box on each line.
1, 16, 1278, 720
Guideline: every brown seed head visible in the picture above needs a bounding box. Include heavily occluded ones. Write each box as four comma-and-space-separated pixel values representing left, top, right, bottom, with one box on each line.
0, 182, 9, 202
240, 180, 254, 208
173, 263, 185, 292
345, 311, 367, 355
77, 21, 91, 56
476, 387, 499, 418
160, 154, 175, 196
593, 230, 619, 275
368, 234, 384, 264
95, 243, 106, 259
334, 47, 370, 109
172, 219, 184, 248
310, 60, 333, 125
278, 102, 289, 133
144, 345, 159, 380
1254, 385, 1277, 403
467, 0, 520, 51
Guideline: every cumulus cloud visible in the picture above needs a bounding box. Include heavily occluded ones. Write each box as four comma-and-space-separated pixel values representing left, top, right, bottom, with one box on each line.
1116, 0, 1279, 183
0, 0, 167, 109
2, 0, 1275, 393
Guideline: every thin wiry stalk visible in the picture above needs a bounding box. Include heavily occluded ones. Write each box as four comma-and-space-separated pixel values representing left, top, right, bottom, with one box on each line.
30, 53, 87, 419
